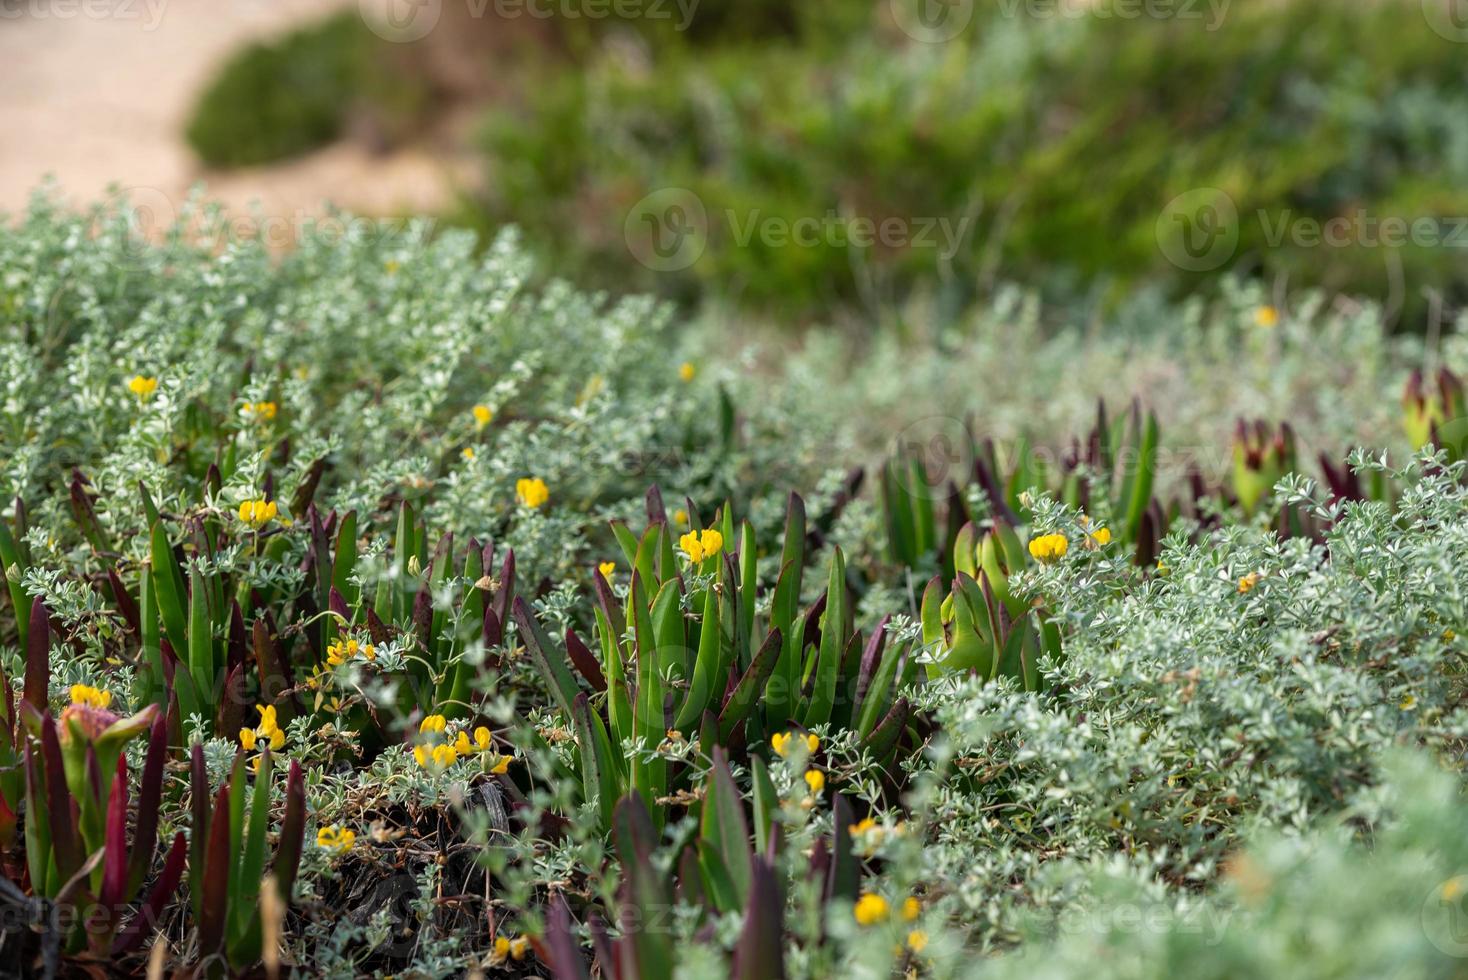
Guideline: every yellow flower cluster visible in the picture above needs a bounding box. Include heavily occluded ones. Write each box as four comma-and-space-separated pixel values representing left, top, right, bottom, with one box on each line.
490, 935, 532, 964
316, 824, 356, 854
853, 893, 924, 946
1028, 533, 1069, 563
679, 528, 724, 564
1078, 515, 1112, 548
69, 684, 113, 710
326, 636, 376, 667
516, 477, 549, 509
854, 893, 889, 925
414, 716, 512, 775
472, 404, 494, 429
770, 731, 819, 757
240, 704, 286, 753
127, 375, 158, 400
240, 401, 277, 423
413, 743, 459, 771
238, 499, 278, 529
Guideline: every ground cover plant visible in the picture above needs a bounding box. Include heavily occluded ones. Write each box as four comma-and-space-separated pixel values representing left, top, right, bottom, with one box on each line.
0, 192, 1466, 978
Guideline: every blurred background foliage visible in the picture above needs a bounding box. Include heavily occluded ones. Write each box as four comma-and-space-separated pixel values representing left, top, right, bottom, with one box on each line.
183, 0, 1468, 326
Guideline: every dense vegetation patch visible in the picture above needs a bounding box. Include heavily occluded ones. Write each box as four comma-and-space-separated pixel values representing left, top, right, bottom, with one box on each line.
0, 195, 1464, 977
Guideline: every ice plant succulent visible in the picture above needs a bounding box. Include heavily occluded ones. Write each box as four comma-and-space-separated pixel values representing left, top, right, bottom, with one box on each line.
189, 745, 306, 973
1231, 419, 1297, 513
1403, 367, 1465, 458
21, 707, 186, 956
516, 490, 916, 834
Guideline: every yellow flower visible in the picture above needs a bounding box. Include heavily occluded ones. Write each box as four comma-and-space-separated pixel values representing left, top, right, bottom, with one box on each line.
854, 893, 890, 926
903, 897, 921, 921
850, 817, 886, 850
237, 499, 278, 529
267, 727, 285, 751
679, 531, 705, 563
240, 727, 258, 751
69, 684, 112, 710
474, 726, 493, 750
461, 447, 476, 461
598, 560, 616, 579
488, 753, 511, 775
907, 930, 928, 953
673, 508, 689, 526
771, 732, 791, 757
419, 714, 447, 735
240, 401, 277, 422
1088, 526, 1112, 547
127, 375, 158, 400
414, 741, 459, 772
384, 259, 400, 275
516, 477, 549, 509
1028, 533, 1069, 563
257, 704, 280, 735
316, 825, 356, 854
472, 404, 494, 429
1254, 305, 1279, 329
805, 733, 820, 752
455, 730, 472, 754
804, 770, 825, 794
1237, 572, 1262, 594
1400, 693, 1417, 711
679, 362, 696, 382
680, 528, 724, 564
492, 935, 532, 963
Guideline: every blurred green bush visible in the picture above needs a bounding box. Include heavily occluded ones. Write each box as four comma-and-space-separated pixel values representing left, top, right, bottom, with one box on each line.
470, 0, 1468, 322
184, 12, 427, 168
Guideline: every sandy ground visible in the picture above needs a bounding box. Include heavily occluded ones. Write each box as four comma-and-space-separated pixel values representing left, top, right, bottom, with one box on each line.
0, 0, 468, 220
